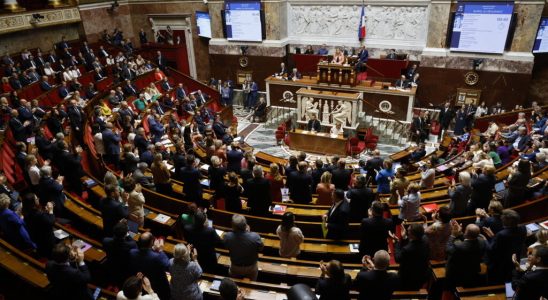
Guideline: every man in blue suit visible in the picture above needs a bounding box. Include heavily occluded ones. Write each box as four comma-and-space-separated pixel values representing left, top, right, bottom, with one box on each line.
160, 77, 172, 92
175, 83, 186, 100
45, 243, 92, 300
180, 155, 203, 207
40, 75, 53, 91
226, 142, 244, 174
248, 81, 259, 108
58, 81, 70, 99
102, 122, 122, 168
123, 79, 138, 97
129, 232, 170, 300
148, 114, 164, 143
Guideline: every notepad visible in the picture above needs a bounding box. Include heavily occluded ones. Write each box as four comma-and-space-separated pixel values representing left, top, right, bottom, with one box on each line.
200, 164, 210, 171
349, 243, 359, 253
153, 214, 170, 224
526, 223, 540, 233
53, 229, 69, 240
84, 179, 97, 188
210, 280, 222, 291
200, 179, 210, 187
215, 229, 225, 237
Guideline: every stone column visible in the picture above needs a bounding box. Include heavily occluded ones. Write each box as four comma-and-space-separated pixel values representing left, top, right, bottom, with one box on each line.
3, 0, 25, 12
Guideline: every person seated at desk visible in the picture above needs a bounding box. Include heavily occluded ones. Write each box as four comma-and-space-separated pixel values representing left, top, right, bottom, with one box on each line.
331, 48, 346, 65
395, 75, 408, 89
277, 62, 287, 77
317, 44, 329, 55
407, 73, 420, 88
288, 68, 302, 81
307, 114, 321, 132
386, 49, 397, 60
405, 64, 418, 79
330, 122, 344, 136
304, 45, 314, 55
357, 46, 369, 64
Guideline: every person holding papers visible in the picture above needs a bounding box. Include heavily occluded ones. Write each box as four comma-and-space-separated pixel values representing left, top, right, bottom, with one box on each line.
330, 122, 344, 136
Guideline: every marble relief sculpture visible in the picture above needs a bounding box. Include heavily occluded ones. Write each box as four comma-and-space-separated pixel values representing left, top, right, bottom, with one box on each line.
289, 5, 427, 41
331, 101, 352, 126
304, 97, 319, 121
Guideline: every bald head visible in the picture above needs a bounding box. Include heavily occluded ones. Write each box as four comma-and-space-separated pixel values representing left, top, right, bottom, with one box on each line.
464, 224, 480, 239
373, 250, 390, 270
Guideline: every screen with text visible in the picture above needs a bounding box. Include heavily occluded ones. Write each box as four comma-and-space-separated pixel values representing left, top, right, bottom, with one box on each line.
450, 2, 514, 54
533, 17, 548, 53
225, 1, 262, 42
196, 11, 212, 38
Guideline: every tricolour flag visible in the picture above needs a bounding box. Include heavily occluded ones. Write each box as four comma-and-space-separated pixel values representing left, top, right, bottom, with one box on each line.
358, 5, 366, 41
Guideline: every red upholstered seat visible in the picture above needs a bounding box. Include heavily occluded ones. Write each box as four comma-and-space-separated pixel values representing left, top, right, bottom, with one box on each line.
348, 136, 366, 156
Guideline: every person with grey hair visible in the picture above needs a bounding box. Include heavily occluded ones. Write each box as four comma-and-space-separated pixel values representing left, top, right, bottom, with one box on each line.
448, 171, 472, 217
38, 165, 65, 216
353, 250, 400, 299
245, 165, 271, 215
132, 162, 155, 190
223, 214, 264, 280
169, 243, 203, 300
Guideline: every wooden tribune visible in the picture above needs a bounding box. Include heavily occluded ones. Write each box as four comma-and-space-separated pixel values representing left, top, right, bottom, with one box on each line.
288, 129, 347, 156
317, 62, 356, 86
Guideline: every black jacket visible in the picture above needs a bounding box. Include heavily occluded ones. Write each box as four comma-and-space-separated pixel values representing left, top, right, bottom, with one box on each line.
359, 216, 394, 256
102, 236, 137, 286
445, 236, 487, 287
395, 238, 430, 290
326, 200, 350, 240
331, 168, 352, 190
45, 261, 92, 300
245, 177, 271, 215
512, 268, 548, 300
353, 269, 400, 300
347, 187, 375, 222
469, 174, 496, 211
183, 223, 222, 273
25, 210, 55, 258
487, 226, 527, 284
287, 171, 312, 204
99, 197, 128, 238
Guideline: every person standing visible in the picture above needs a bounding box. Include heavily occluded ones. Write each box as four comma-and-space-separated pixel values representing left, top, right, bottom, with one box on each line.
324, 189, 350, 240
315, 260, 352, 300
359, 201, 394, 257
169, 243, 203, 300
245, 165, 271, 216
353, 250, 400, 300
223, 215, 264, 281
46, 243, 92, 300
394, 224, 430, 290
276, 212, 304, 258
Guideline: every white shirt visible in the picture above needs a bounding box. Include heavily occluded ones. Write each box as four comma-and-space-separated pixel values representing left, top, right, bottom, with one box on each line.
44, 67, 55, 76
62, 71, 73, 82
94, 132, 105, 155
116, 291, 159, 300
28, 165, 41, 185
330, 126, 344, 136
70, 69, 81, 78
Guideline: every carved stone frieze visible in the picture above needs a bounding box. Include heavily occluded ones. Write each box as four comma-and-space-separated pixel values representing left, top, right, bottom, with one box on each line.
0, 7, 81, 35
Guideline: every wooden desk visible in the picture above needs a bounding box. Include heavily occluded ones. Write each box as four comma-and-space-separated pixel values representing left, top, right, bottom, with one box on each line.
288, 129, 346, 156
317, 63, 355, 86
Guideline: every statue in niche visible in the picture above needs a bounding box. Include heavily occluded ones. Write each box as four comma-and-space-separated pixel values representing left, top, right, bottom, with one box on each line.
331, 101, 352, 126
304, 97, 319, 121
322, 101, 330, 124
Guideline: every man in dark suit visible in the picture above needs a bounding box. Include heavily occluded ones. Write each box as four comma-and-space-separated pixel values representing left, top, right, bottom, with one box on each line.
359, 201, 394, 257
347, 175, 375, 222
183, 211, 222, 273
67, 99, 85, 145
212, 116, 228, 140
23, 193, 55, 258
364, 150, 383, 185
411, 111, 428, 144
278, 62, 288, 76
509, 127, 531, 152
123, 79, 138, 97
129, 232, 170, 300
331, 159, 352, 190
57, 142, 84, 195
9, 74, 22, 90
39, 75, 53, 91
46, 51, 57, 64
103, 221, 137, 287
245, 165, 272, 215
226, 143, 244, 174
405, 64, 418, 79
324, 189, 350, 240
437, 101, 455, 138
395, 75, 407, 89
58, 81, 70, 99
133, 127, 150, 155
160, 77, 172, 92
307, 113, 321, 132
102, 123, 122, 168
394, 224, 430, 290
175, 83, 187, 100
99, 184, 128, 238
287, 162, 313, 204
512, 246, 548, 300
37, 166, 65, 216
445, 223, 487, 289
311, 159, 327, 192
180, 155, 203, 206
156, 51, 167, 71
288, 68, 302, 80
485, 209, 527, 284
353, 250, 400, 300
8, 110, 30, 142
46, 243, 92, 300
98, 46, 109, 58
386, 49, 397, 60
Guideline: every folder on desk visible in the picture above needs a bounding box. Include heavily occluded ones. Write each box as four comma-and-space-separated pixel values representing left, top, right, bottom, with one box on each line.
272, 205, 287, 215
422, 203, 439, 213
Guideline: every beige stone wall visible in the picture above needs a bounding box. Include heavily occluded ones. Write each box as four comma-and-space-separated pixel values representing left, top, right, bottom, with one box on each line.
1, 23, 81, 55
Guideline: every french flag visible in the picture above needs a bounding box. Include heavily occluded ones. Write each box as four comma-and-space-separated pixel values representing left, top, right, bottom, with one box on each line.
358, 5, 366, 41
